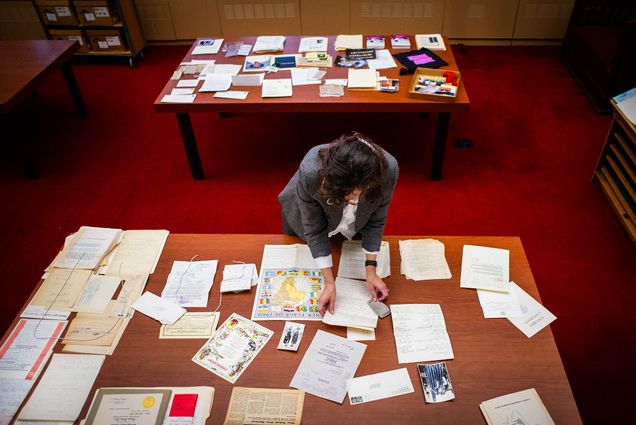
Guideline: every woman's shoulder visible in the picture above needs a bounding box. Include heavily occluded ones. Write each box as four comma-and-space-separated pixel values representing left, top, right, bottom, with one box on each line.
299, 144, 328, 175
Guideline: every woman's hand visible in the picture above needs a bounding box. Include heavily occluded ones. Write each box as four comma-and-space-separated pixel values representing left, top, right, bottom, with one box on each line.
319, 267, 336, 316
365, 271, 389, 301
318, 284, 336, 316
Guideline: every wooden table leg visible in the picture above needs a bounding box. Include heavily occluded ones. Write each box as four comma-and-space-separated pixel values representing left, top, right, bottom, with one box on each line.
431, 112, 450, 180
60, 61, 87, 118
176, 112, 205, 180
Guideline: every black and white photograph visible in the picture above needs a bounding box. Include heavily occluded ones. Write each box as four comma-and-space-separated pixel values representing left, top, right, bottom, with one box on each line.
277, 322, 305, 351
417, 362, 455, 403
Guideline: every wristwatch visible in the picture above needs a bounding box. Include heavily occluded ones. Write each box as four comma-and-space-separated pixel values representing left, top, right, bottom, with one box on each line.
364, 260, 378, 268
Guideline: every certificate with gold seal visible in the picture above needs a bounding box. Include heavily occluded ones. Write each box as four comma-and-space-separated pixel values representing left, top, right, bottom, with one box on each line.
84, 388, 172, 425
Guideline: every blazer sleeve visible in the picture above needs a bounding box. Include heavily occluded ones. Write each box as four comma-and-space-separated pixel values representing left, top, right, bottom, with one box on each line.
296, 167, 332, 259
359, 156, 400, 253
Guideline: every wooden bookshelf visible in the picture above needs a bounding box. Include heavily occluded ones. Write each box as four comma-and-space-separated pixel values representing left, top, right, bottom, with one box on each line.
32, 0, 145, 67
593, 101, 636, 245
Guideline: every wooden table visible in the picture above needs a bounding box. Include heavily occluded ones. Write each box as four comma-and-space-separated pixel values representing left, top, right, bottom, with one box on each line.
153, 36, 470, 181
0, 40, 86, 178
0, 234, 581, 425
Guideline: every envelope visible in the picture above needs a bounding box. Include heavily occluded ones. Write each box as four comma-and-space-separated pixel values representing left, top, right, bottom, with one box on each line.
347, 368, 414, 405
131, 292, 186, 325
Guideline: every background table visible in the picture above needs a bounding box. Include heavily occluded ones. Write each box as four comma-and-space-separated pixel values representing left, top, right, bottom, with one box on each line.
6, 234, 578, 425
0, 40, 86, 178
154, 36, 470, 181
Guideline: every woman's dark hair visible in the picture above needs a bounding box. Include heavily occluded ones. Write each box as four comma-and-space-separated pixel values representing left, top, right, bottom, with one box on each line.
318, 132, 389, 204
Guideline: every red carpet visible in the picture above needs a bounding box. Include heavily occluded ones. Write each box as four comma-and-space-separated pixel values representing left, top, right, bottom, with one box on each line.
0, 45, 634, 424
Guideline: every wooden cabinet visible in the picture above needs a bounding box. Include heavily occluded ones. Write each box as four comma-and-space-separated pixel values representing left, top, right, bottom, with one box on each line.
594, 102, 636, 244
33, 0, 145, 66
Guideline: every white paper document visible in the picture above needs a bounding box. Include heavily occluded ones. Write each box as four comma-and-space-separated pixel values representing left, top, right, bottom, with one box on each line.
231, 73, 264, 87
290, 330, 366, 404
72, 275, 121, 313
199, 74, 232, 92
104, 229, 169, 276
347, 69, 378, 89
390, 304, 454, 363
191, 38, 223, 55
262, 79, 293, 98
460, 245, 510, 292
220, 263, 258, 293
298, 37, 328, 52
325, 79, 348, 86
322, 277, 378, 329
213, 91, 249, 100
20, 306, 69, 321
338, 240, 390, 280
399, 239, 451, 281
54, 226, 122, 270
347, 368, 414, 405
0, 319, 67, 380
480, 388, 555, 425
171, 88, 195, 95
210, 64, 242, 76
365, 49, 398, 70
477, 281, 524, 318
176, 79, 200, 88
260, 244, 317, 270
132, 292, 186, 325
290, 68, 323, 86
162, 94, 196, 103
253, 36, 286, 53
507, 282, 557, 337
335, 35, 363, 50
0, 378, 34, 420
18, 354, 104, 421
161, 260, 218, 307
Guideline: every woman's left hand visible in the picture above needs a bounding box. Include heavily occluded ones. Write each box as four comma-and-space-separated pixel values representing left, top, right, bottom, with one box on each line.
365, 272, 389, 301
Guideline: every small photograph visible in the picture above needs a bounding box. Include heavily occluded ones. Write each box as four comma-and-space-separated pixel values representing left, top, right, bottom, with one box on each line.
277, 322, 305, 351
378, 79, 399, 93
417, 362, 455, 403
244, 55, 272, 71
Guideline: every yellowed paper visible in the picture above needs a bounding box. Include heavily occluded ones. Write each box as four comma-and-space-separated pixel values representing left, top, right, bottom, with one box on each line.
30, 269, 92, 310
62, 314, 121, 346
160, 312, 220, 339
104, 230, 169, 276
347, 327, 375, 341
223, 387, 304, 425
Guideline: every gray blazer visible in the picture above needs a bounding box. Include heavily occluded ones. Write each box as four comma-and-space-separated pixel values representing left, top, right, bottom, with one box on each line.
278, 144, 399, 259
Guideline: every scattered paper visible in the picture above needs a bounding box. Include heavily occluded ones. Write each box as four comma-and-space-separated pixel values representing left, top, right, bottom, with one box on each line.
480, 388, 555, 425
477, 282, 524, 318
161, 94, 196, 104
29, 268, 92, 311
213, 91, 249, 100
290, 68, 323, 86
322, 277, 378, 329
319, 84, 344, 97
338, 240, 390, 280
347, 326, 375, 341
193, 313, 273, 384
460, 245, 510, 292
54, 226, 122, 270
231, 73, 264, 87
290, 330, 366, 403
335, 35, 363, 50
191, 38, 223, 55
390, 304, 454, 363
171, 88, 195, 95
220, 263, 258, 292
104, 230, 169, 276
399, 239, 451, 281
176, 80, 199, 88
348, 368, 414, 405
210, 64, 241, 76
507, 282, 556, 337
159, 312, 220, 339
299, 37, 328, 53
347, 69, 378, 89
17, 354, 104, 422
224, 387, 304, 425
415, 34, 446, 51
253, 36, 286, 53
72, 275, 121, 313
262, 79, 293, 98
199, 74, 232, 92
161, 260, 218, 307
366, 49, 398, 69
132, 292, 186, 325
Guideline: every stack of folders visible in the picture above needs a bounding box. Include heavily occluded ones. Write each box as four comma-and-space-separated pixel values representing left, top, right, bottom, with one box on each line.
398, 239, 451, 280
480, 388, 555, 425
51, 226, 123, 271
253, 36, 286, 53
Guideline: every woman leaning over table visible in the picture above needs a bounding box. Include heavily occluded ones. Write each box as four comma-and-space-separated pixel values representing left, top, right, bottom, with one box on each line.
278, 132, 399, 316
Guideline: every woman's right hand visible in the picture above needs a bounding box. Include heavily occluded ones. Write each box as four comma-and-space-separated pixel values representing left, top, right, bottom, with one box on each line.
319, 284, 336, 316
